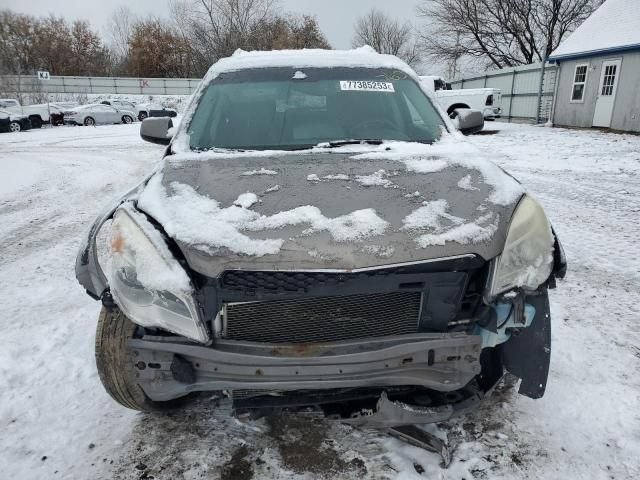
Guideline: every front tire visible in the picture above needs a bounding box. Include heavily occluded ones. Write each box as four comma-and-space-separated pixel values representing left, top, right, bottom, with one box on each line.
30, 116, 43, 128
9, 121, 21, 132
95, 307, 188, 412
122, 115, 133, 124
138, 111, 148, 121
84, 116, 95, 126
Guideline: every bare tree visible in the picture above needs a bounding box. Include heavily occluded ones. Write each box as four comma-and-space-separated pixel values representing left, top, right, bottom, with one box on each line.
418, 0, 603, 71
171, 0, 278, 71
352, 9, 421, 66
106, 6, 135, 63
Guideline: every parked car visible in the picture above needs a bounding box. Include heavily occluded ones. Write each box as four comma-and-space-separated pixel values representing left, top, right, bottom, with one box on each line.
420, 76, 503, 120
76, 48, 565, 426
0, 98, 65, 128
64, 104, 136, 126
0, 109, 31, 132
101, 100, 138, 116
0, 110, 11, 132
136, 102, 177, 121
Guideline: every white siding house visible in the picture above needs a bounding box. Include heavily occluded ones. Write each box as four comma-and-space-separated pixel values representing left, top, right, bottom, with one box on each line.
549, 0, 640, 132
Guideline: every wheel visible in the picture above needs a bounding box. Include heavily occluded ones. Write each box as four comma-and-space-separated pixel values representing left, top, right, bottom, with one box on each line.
122, 115, 133, 124
84, 116, 95, 126
9, 121, 21, 132
30, 116, 43, 128
95, 307, 190, 412
447, 104, 470, 120
138, 111, 148, 121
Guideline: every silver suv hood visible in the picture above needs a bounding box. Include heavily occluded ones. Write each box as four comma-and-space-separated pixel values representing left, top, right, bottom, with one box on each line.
137, 146, 524, 277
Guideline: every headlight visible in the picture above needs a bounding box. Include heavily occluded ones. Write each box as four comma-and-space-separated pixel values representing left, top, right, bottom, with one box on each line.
488, 195, 554, 297
109, 203, 209, 343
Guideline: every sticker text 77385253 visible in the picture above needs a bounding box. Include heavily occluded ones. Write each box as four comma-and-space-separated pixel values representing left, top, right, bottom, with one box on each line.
339, 81, 395, 92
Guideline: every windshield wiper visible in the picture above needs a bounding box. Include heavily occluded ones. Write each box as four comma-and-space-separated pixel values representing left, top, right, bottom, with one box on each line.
324, 139, 384, 148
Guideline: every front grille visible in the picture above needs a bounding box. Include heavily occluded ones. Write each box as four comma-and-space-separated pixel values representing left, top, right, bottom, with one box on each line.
224, 291, 421, 344
221, 270, 392, 293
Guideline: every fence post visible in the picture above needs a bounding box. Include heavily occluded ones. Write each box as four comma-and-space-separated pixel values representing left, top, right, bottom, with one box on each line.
508, 70, 516, 123
483, 75, 487, 87
88, 76, 93, 94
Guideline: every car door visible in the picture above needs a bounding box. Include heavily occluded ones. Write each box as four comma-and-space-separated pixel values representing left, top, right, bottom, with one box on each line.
105, 105, 121, 123
94, 105, 118, 124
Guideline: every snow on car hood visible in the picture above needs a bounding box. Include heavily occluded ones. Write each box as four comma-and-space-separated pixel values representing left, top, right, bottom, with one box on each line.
137, 137, 524, 277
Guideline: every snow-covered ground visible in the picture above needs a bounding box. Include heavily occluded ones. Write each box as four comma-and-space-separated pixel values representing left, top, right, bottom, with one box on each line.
0, 122, 638, 479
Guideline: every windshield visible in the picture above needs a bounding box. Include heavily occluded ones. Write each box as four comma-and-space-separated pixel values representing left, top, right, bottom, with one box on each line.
187, 67, 445, 151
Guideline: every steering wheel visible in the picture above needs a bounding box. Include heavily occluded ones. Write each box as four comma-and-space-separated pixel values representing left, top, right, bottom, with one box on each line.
350, 118, 409, 140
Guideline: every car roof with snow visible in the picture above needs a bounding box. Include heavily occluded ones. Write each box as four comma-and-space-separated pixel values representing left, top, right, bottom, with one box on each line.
201, 46, 417, 81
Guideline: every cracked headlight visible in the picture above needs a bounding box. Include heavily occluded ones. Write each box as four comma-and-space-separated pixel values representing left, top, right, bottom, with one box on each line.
109, 203, 209, 343
488, 195, 554, 297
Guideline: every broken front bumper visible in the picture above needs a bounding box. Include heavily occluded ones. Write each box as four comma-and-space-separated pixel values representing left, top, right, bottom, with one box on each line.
130, 333, 482, 402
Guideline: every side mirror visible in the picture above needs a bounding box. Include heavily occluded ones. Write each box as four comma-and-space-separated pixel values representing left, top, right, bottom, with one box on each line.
452, 108, 484, 135
140, 117, 173, 145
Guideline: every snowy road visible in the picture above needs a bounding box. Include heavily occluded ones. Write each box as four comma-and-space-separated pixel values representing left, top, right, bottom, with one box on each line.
1, 123, 639, 479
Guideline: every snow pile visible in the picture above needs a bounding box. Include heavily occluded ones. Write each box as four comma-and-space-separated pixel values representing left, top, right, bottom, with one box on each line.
247, 205, 389, 242
323, 174, 350, 180
241, 168, 278, 176
402, 200, 461, 230
355, 169, 395, 188
292, 70, 308, 80
402, 200, 498, 247
264, 184, 280, 193
414, 213, 499, 247
137, 174, 389, 256
362, 245, 395, 258
306, 173, 320, 182
351, 135, 524, 206
457, 174, 479, 191
233, 192, 258, 209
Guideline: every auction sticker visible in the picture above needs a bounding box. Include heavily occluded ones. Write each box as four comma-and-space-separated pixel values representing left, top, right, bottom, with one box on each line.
340, 80, 395, 92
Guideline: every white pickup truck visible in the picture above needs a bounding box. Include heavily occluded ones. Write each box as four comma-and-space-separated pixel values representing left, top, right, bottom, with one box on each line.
0, 98, 74, 128
420, 76, 502, 121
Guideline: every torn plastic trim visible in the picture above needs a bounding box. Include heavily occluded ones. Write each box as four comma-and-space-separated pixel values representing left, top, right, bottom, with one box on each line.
342, 375, 501, 427
75, 171, 156, 299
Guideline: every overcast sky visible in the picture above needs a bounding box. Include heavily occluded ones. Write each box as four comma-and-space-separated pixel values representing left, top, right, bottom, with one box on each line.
0, 0, 424, 49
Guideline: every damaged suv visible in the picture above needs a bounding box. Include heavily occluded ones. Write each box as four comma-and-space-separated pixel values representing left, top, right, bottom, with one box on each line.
76, 47, 566, 426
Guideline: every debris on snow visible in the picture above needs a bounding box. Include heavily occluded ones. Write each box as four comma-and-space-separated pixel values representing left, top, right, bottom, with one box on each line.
355, 169, 395, 188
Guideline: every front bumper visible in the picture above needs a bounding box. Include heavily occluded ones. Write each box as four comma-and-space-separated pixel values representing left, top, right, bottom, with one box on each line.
483, 107, 502, 119
130, 333, 482, 402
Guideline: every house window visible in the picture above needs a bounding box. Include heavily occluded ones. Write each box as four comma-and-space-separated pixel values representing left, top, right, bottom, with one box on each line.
601, 64, 617, 95
571, 64, 588, 102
